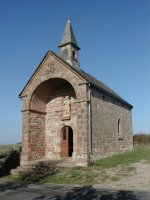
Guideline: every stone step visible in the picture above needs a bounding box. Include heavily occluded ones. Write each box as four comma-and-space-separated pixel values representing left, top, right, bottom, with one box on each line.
60, 160, 76, 168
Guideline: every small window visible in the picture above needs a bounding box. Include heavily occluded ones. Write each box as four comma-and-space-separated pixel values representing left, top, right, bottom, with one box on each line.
118, 119, 123, 140
72, 50, 75, 59
63, 128, 67, 140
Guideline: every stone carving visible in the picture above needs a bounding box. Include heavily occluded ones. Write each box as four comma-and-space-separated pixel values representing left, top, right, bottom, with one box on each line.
46, 63, 55, 74
63, 96, 71, 118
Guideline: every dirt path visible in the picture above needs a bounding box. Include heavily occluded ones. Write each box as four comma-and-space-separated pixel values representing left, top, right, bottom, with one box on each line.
0, 162, 150, 199
95, 162, 150, 191
0, 177, 150, 200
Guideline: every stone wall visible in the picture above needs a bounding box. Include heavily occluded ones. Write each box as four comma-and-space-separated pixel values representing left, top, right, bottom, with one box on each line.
20, 51, 133, 167
90, 87, 133, 160
20, 52, 89, 166
28, 111, 45, 161
20, 111, 30, 166
76, 100, 89, 165
45, 84, 77, 160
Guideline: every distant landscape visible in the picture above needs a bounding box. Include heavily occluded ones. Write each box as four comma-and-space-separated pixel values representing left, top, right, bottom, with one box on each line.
0, 143, 21, 154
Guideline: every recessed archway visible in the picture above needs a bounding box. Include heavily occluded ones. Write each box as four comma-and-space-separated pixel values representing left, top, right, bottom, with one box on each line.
27, 78, 76, 161
30, 78, 76, 113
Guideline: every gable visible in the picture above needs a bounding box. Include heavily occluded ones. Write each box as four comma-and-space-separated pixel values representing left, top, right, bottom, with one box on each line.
19, 50, 132, 109
19, 51, 86, 98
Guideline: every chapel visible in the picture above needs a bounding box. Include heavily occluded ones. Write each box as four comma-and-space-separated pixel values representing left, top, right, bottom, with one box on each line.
19, 18, 133, 167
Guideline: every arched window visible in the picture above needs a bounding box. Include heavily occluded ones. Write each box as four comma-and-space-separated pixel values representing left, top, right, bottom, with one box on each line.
118, 119, 123, 140
72, 50, 75, 59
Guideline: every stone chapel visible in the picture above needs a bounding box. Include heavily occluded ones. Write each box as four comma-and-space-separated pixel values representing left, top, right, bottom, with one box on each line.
19, 18, 133, 167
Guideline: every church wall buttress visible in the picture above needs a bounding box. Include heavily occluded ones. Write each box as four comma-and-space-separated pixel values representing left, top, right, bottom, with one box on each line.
20, 111, 30, 166
28, 111, 46, 162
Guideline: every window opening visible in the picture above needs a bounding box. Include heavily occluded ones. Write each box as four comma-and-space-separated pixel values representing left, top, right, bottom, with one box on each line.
118, 119, 123, 140
72, 50, 75, 59
63, 128, 67, 140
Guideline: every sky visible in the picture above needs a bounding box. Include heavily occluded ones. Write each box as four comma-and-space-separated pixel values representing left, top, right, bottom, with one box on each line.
0, 0, 150, 144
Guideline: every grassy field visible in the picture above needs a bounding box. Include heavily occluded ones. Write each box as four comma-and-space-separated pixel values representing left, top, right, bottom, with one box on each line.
90, 145, 150, 167
0, 144, 21, 154
11, 145, 150, 185
44, 146, 150, 184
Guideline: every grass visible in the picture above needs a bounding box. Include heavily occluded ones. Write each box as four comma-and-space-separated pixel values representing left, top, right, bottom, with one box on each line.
90, 145, 150, 168
46, 168, 96, 185
44, 164, 137, 185
10, 145, 150, 185
45, 146, 150, 184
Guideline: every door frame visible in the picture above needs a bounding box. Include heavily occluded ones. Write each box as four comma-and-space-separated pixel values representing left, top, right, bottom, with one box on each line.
61, 126, 73, 159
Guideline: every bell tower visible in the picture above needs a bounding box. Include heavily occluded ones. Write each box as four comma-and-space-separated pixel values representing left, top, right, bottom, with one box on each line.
58, 18, 80, 68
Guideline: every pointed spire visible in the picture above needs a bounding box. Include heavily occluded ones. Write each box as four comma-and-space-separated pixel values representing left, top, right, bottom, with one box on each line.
59, 18, 80, 50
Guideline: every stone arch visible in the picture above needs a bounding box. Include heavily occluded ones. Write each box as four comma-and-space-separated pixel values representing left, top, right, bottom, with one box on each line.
30, 78, 77, 113
59, 122, 76, 159
27, 77, 77, 162
24, 67, 83, 111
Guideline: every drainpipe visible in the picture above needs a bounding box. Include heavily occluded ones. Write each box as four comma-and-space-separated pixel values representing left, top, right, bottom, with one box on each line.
88, 83, 92, 161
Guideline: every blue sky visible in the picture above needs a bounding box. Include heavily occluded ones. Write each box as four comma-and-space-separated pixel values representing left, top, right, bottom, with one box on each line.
0, 0, 150, 144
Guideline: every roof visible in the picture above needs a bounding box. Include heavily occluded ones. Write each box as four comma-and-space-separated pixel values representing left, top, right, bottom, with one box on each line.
58, 18, 80, 50
52, 51, 133, 109
19, 50, 133, 109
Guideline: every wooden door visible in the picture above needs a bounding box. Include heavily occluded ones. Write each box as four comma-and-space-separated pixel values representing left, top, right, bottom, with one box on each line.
61, 126, 69, 158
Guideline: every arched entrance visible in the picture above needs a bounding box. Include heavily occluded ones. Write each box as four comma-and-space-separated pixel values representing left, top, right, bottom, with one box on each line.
61, 126, 73, 158
28, 78, 77, 161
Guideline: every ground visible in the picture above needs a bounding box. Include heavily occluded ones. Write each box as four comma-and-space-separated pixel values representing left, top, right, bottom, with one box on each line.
95, 162, 150, 191
0, 162, 150, 200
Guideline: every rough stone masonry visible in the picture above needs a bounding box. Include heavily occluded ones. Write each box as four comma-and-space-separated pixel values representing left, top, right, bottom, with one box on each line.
19, 18, 133, 167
